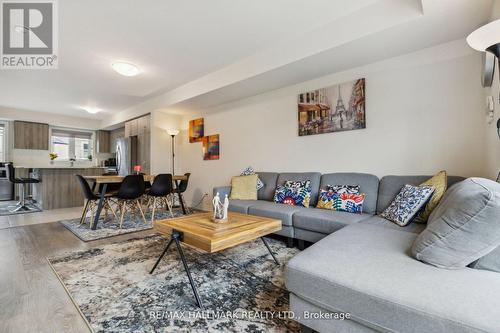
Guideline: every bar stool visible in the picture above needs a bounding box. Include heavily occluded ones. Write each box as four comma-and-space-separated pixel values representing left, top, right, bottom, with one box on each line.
6, 163, 39, 212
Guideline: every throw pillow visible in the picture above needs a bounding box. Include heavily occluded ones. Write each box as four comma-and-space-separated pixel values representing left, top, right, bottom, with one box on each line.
327, 184, 360, 195
317, 190, 365, 214
240, 166, 264, 190
411, 178, 500, 269
229, 174, 258, 200
380, 184, 435, 226
413, 170, 447, 223
274, 180, 311, 207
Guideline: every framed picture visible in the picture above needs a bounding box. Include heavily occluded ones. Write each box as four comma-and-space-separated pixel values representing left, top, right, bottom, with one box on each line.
202, 134, 220, 160
298, 78, 365, 136
189, 118, 204, 143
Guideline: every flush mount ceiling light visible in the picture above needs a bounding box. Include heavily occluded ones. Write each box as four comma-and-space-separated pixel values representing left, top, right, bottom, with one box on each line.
112, 61, 140, 77
83, 107, 101, 114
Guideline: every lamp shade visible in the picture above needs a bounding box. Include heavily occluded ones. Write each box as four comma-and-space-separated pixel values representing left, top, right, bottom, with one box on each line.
467, 19, 500, 53
167, 129, 180, 136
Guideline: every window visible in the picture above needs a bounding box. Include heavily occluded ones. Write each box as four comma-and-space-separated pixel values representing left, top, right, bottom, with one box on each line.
51, 128, 93, 160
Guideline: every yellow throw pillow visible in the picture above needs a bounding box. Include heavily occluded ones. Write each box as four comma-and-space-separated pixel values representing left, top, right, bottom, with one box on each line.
229, 174, 258, 200
414, 170, 448, 223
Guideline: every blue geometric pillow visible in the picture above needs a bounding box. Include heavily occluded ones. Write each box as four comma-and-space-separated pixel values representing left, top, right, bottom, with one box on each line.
380, 184, 435, 226
274, 180, 312, 207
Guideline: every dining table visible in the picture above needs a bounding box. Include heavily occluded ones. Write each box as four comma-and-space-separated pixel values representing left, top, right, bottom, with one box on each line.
83, 174, 188, 230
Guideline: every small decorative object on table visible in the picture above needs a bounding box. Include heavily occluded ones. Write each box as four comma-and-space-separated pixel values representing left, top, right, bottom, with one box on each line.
133, 165, 142, 175
69, 157, 76, 167
49, 152, 58, 165
212, 192, 229, 222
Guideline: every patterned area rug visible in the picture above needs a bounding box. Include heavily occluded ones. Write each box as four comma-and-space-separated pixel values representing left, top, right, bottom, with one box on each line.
0, 201, 41, 216
48, 235, 300, 333
61, 209, 197, 242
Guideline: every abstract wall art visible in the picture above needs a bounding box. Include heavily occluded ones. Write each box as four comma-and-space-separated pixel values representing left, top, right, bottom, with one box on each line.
202, 134, 220, 160
189, 118, 204, 143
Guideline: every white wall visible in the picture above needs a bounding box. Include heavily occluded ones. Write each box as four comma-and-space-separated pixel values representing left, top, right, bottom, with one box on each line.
175, 40, 486, 208
150, 111, 183, 174
484, 0, 500, 180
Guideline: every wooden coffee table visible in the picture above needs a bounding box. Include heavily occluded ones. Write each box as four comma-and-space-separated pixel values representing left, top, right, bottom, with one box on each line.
149, 212, 282, 308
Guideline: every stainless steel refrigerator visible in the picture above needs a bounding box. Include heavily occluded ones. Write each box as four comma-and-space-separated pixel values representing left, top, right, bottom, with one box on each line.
116, 136, 138, 176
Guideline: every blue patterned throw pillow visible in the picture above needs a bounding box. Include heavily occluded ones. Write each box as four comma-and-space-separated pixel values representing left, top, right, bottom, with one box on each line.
241, 167, 264, 190
380, 184, 435, 226
274, 180, 312, 207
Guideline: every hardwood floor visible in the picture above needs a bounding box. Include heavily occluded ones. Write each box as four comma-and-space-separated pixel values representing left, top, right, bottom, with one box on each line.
0, 220, 156, 333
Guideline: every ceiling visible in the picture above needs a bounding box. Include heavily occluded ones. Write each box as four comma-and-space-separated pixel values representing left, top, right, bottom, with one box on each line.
0, 0, 494, 124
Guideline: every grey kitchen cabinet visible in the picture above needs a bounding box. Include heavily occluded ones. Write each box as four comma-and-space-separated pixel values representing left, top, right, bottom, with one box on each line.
14, 121, 49, 150
96, 130, 111, 153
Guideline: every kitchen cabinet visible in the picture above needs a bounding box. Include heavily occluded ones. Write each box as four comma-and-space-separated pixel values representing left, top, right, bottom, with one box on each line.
96, 130, 111, 153
137, 114, 151, 174
14, 121, 49, 150
125, 119, 138, 137
124, 115, 150, 173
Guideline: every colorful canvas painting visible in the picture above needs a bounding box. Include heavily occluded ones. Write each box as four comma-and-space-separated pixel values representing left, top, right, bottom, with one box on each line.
202, 134, 220, 160
298, 78, 365, 136
189, 118, 204, 143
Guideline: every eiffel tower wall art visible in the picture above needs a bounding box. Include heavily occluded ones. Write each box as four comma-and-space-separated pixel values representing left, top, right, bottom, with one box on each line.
298, 78, 365, 136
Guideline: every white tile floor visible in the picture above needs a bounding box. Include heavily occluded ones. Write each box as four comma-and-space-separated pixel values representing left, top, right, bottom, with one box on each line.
0, 206, 83, 229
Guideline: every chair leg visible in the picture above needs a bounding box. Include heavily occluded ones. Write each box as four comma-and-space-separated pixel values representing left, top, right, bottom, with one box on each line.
165, 195, 174, 218
137, 199, 147, 224
106, 200, 118, 220
80, 200, 90, 225
151, 197, 157, 224
119, 202, 126, 229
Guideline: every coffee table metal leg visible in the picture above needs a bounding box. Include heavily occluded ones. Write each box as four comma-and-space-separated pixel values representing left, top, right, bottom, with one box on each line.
150, 238, 174, 274
261, 237, 280, 265
172, 232, 204, 309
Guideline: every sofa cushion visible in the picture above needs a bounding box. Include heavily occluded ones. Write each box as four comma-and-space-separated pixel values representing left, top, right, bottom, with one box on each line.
228, 199, 262, 214
414, 170, 448, 223
229, 174, 258, 200
292, 208, 371, 234
412, 178, 500, 269
286, 223, 500, 333
277, 172, 321, 207
469, 246, 500, 273
320, 173, 379, 214
255, 172, 279, 201
248, 201, 304, 226
376, 175, 464, 214
379, 184, 435, 226
361, 215, 426, 234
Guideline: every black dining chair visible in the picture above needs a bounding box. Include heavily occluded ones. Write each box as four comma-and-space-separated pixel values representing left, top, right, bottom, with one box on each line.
115, 175, 146, 228
175, 172, 190, 213
147, 174, 175, 223
6, 163, 39, 212
76, 175, 117, 225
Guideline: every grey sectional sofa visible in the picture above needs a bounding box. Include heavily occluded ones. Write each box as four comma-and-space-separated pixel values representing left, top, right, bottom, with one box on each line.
213, 172, 462, 245
215, 172, 500, 333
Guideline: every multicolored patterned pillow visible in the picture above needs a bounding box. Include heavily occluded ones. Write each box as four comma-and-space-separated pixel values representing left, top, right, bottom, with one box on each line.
241, 167, 264, 190
327, 184, 360, 195
274, 180, 311, 207
380, 184, 435, 226
316, 189, 365, 214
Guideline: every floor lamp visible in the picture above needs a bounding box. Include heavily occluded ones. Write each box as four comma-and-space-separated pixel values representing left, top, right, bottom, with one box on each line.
167, 129, 180, 174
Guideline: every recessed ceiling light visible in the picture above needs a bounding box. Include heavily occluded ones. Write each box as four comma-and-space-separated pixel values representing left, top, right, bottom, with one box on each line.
83, 107, 101, 114
112, 61, 140, 77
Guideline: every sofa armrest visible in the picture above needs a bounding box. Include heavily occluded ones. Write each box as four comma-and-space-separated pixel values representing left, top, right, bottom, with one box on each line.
213, 186, 231, 198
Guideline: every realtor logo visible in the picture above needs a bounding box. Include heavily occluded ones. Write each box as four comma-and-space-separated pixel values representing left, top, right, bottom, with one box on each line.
1, 0, 58, 69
